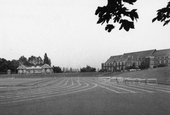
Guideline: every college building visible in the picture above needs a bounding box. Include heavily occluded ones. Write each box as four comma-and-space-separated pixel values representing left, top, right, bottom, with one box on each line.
102, 49, 170, 72
17, 64, 53, 74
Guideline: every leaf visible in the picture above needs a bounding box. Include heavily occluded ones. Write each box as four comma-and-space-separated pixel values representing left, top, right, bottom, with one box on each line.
105, 24, 115, 32
130, 9, 139, 21
167, 1, 170, 8
95, 7, 102, 15
152, 17, 157, 22
163, 20, 170, 26
104, 13, 111, 23
113, 16, 121, 23
119, 19, 134, 31
97, 17, 105, 24
123, 0, 137, 5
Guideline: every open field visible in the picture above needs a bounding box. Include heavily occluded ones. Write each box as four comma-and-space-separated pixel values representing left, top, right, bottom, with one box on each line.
0, 72, 102, 78
0, 76, 170, 115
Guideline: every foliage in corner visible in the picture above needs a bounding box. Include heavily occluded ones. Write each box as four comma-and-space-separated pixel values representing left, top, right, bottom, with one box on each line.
95, 0, 139, 32
152, 1, 170, 26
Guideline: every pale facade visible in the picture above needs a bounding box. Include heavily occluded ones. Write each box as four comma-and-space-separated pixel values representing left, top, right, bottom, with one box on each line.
17, 64, 53, 74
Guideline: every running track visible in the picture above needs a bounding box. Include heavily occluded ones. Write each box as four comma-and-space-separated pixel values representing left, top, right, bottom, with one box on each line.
0, 77, 170, 115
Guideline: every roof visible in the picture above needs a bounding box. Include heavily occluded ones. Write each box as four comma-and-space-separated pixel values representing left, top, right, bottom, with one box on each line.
105, 55, 122, 63
26, 66, 42, 70
17, 65, 27, 69
123, 49, 156, 61
104, 49, 156, 63
153, 49, 170, 57
41, 64, 52, 69
17, 65, 52, 70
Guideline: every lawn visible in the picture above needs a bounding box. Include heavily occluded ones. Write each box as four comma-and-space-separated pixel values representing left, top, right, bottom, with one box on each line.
113, 67, 170, 84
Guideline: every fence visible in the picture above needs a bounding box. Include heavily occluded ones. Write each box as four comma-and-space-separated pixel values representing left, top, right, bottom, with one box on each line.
99, 76, 157, 85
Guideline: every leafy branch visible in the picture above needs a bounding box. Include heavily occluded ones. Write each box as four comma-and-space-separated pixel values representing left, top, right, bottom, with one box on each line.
152, 1, 170, 26
95, 0, 138, 32
95, 0, 170, 32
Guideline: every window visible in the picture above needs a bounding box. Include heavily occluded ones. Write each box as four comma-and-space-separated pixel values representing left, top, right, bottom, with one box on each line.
164, 60, 166, 64
136, 62, 138, 65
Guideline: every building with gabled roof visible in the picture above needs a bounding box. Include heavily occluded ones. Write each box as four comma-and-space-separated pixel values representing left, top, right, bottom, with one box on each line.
17, 64, 53, 74
102, 48, 170, 72
153, 49, 170, 67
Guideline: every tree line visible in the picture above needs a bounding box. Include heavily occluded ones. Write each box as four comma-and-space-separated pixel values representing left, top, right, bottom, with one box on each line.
0, 53, 51, 74
80, 66, 96, 72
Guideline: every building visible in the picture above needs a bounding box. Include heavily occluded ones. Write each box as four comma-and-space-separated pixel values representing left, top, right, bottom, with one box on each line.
153, 49, 170, 67
17, 64, 53, 74
102, 49, 170, 72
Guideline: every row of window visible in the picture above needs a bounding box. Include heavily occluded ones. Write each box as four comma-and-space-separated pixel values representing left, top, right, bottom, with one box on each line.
157, 56, 170, 59
104, 58, 170, 66
157, 60, 170, 64
103, 62, 126, 66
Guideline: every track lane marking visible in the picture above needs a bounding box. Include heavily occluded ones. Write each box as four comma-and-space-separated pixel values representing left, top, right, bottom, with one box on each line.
0, 78, 77, 99
130, 85, 170, 93
108, 82, 154, 93
0, 77, 68, 98
94, 80, 136, 93
81, 78, 123, 93
0, 78, 97, 105
0, 78, 87, 102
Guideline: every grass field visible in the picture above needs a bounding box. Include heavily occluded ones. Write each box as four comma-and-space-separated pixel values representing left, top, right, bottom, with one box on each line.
112, 67, 170, 84
0, 75, 170, 115
0, 77, 170, 115
1, 66, 170, 84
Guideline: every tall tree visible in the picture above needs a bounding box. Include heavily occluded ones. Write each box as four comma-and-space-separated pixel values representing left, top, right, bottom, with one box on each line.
43, 53, 51, 66
18, 56, 27, 65
28, 56, 43, 66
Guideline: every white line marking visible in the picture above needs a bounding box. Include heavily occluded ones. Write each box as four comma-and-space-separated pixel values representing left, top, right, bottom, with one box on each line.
130, 85, 170, 93
0, 79, 97, 105
0, 78, 75, 99
143, 84, 170, 91
97, 85, 121, 93
82, 79, 121, 93
95, 81, 136, 93
0, 78, 85, 101
108, 83, 154, 93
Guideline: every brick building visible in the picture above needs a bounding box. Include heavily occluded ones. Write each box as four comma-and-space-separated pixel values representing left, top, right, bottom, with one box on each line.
102, 49, 170, 72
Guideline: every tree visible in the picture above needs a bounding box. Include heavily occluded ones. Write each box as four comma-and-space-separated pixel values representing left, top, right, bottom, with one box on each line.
53, 66, 62, 73
0, 58, 19, 73
43, 53, 51, 66
80, 65, 96, 72
152, 1, 170, 26
95, 0, 138, 32
28, 56, 43, 66
18, 56, 27, 65
95, 0, 170, 32
10, 60, 19, 73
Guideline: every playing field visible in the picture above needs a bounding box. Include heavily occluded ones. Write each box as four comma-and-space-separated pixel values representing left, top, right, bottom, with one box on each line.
0, 76, 170, 115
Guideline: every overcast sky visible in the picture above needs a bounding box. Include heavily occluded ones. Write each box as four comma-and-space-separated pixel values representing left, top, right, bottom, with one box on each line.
0, 0, 170, 69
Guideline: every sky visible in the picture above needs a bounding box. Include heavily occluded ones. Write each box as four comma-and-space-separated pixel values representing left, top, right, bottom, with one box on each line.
0, 0, 170, 69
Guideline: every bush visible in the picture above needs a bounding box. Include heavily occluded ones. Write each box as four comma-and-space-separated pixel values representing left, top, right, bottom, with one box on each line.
139, 61, 149, 70
80, 66, 96, 72
157, 64, 167, 67
99, 69, 108, 72
53, 66, 62, 73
